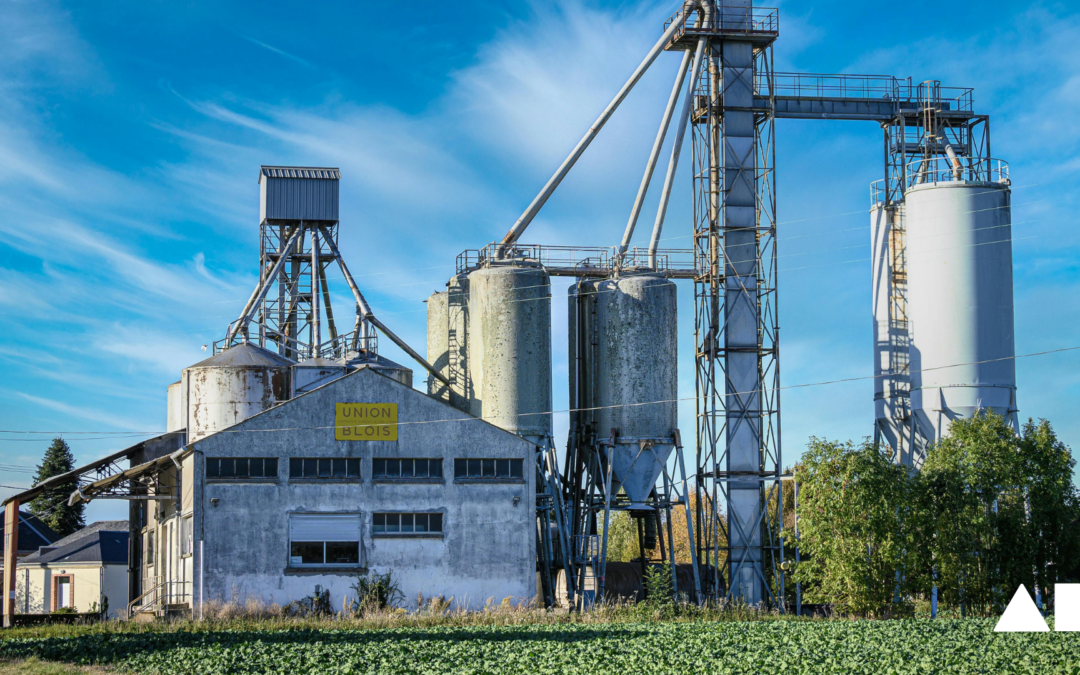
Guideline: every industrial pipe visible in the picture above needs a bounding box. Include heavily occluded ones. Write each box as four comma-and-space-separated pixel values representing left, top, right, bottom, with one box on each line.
318, 226, 450, 387
648, 37, 707, 268
942, 136, 963, 181
496, 13, 690, 256
227, 227, 303, 343
311, 229, 321, 356
616, 45, 694, 265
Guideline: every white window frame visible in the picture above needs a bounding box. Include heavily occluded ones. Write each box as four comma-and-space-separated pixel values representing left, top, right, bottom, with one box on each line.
288, 513, 362, 568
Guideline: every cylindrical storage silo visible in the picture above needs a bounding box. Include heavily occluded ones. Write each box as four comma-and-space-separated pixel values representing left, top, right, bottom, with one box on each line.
166, 381, 184, 433
425, 274, 470, 412
905, 180, 1017, 444
593, 275, 677, 507
184, 342, 295, 443
467, 263, 552, 444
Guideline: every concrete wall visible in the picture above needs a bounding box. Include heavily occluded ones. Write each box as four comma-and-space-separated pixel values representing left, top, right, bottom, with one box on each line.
15, 563, 127, 618
190, 366, 536, 611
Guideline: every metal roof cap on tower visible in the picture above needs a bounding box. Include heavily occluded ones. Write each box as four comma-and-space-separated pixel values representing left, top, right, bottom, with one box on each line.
259, 166, 340, 222
258, 166, 341, 180
187, 342, 296, 370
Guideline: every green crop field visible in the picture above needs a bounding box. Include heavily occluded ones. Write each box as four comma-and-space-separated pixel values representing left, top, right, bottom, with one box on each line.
2, 618, 1078, 675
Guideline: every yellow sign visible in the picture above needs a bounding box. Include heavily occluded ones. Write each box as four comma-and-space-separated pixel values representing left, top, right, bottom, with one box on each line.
335, 403, 398, 441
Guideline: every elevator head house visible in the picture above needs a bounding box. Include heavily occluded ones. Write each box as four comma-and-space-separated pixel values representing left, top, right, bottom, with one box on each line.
166, 364, 536, 612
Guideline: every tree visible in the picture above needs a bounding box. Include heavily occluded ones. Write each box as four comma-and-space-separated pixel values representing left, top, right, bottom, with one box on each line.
791, 438, 916, 616
28, 437, 85, 537
919, 412, 1080, 614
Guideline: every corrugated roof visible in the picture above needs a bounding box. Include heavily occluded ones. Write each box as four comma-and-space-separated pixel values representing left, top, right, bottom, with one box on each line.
259, 166, 340, 180
18, 521, 128, 565
2, 432, 185, 507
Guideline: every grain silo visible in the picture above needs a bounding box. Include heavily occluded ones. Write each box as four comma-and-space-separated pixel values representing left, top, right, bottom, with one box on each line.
467, 262, 552, 446
569, 274, 678, 507
905, 173, 1017, 446
183, 342, 295, 443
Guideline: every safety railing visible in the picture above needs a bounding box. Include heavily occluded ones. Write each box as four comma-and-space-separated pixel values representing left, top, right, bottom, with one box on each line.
457, 244, 697, 278
128, 578, 192, 619
215, 321, 377, 361
769, 72, 909, 101
764, 74, 974, 113
664, 6, 779, 39
905, 156, 1009, 188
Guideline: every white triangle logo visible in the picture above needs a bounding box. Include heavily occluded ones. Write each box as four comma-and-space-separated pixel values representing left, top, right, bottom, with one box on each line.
995, 585, 1049, 632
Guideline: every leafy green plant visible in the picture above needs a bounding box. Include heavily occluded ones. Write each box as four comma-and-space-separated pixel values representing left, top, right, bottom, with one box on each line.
791, 438, 916, 617
349, 569, 404, 613
644, 562, 675, 606
4, 618, 1080, 674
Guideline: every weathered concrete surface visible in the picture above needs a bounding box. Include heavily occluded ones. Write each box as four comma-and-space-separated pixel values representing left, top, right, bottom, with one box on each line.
184, 343, 294, 443
189, 367, 536, 610
467, 264, 552, 442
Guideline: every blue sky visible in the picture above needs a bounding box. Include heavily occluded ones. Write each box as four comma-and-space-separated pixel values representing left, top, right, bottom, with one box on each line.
2, 0, 1079, 522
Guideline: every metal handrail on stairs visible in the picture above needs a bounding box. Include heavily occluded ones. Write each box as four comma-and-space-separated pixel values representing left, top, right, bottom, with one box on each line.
127, 575, 165, 619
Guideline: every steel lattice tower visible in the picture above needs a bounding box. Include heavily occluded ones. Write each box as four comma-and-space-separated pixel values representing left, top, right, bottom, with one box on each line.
686, 3, 782, 605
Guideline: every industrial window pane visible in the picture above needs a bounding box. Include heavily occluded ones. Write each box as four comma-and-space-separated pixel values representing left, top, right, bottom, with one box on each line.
250, 459, 266, 478
346, 458, 360, 478
332, 458, 347, 478
415, 514, 428, 533
430, 513, 443, 533
236, 459, 252, 478
429, 459, 443, 478
325, 542, 359, 565
402, 459, 415, 478
373, 513, 385, 533
467, 459, 481, 478
386, 459, 400, 478
290, 458, 302, 477
265, 458, 277, 477
219, 459, 235, 478
481, 459, 495, 478
372, 458, 386, 478
317, 458, 331, 478
510, 459, 523, 478
454, 459, 467, 479
400, 513, 414, 533
385, 513, 400, 533
207, 459, 220, 478
496, 459, 510, 478
291, 542, 324, 565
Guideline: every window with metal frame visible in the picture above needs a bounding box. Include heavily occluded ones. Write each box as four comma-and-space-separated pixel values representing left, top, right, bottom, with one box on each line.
372, 512, 443, 536
206, 457, 279, 480
372, 458, 443, 480
453, 458, 524, 481
288, 514, 361, 567
289, 457, 361, 480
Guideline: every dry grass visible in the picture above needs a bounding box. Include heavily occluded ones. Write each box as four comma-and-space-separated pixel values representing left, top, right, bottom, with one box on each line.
1, 597, 808, 641
0, 658, 120, 674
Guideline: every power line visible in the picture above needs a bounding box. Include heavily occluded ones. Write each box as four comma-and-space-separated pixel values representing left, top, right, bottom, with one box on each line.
1, 344, 1075, 437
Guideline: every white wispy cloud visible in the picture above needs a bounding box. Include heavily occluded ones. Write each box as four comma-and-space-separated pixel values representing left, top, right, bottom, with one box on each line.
14, 393, 155, 432
239, 35, 315, 69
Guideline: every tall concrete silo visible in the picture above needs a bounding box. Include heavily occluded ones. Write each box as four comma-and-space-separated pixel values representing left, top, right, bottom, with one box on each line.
569, 274, 678, 507
905, 179, 1017, 446
426, 274, 470, 413
467, 263, 552, 445
183, 342, 295, 443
